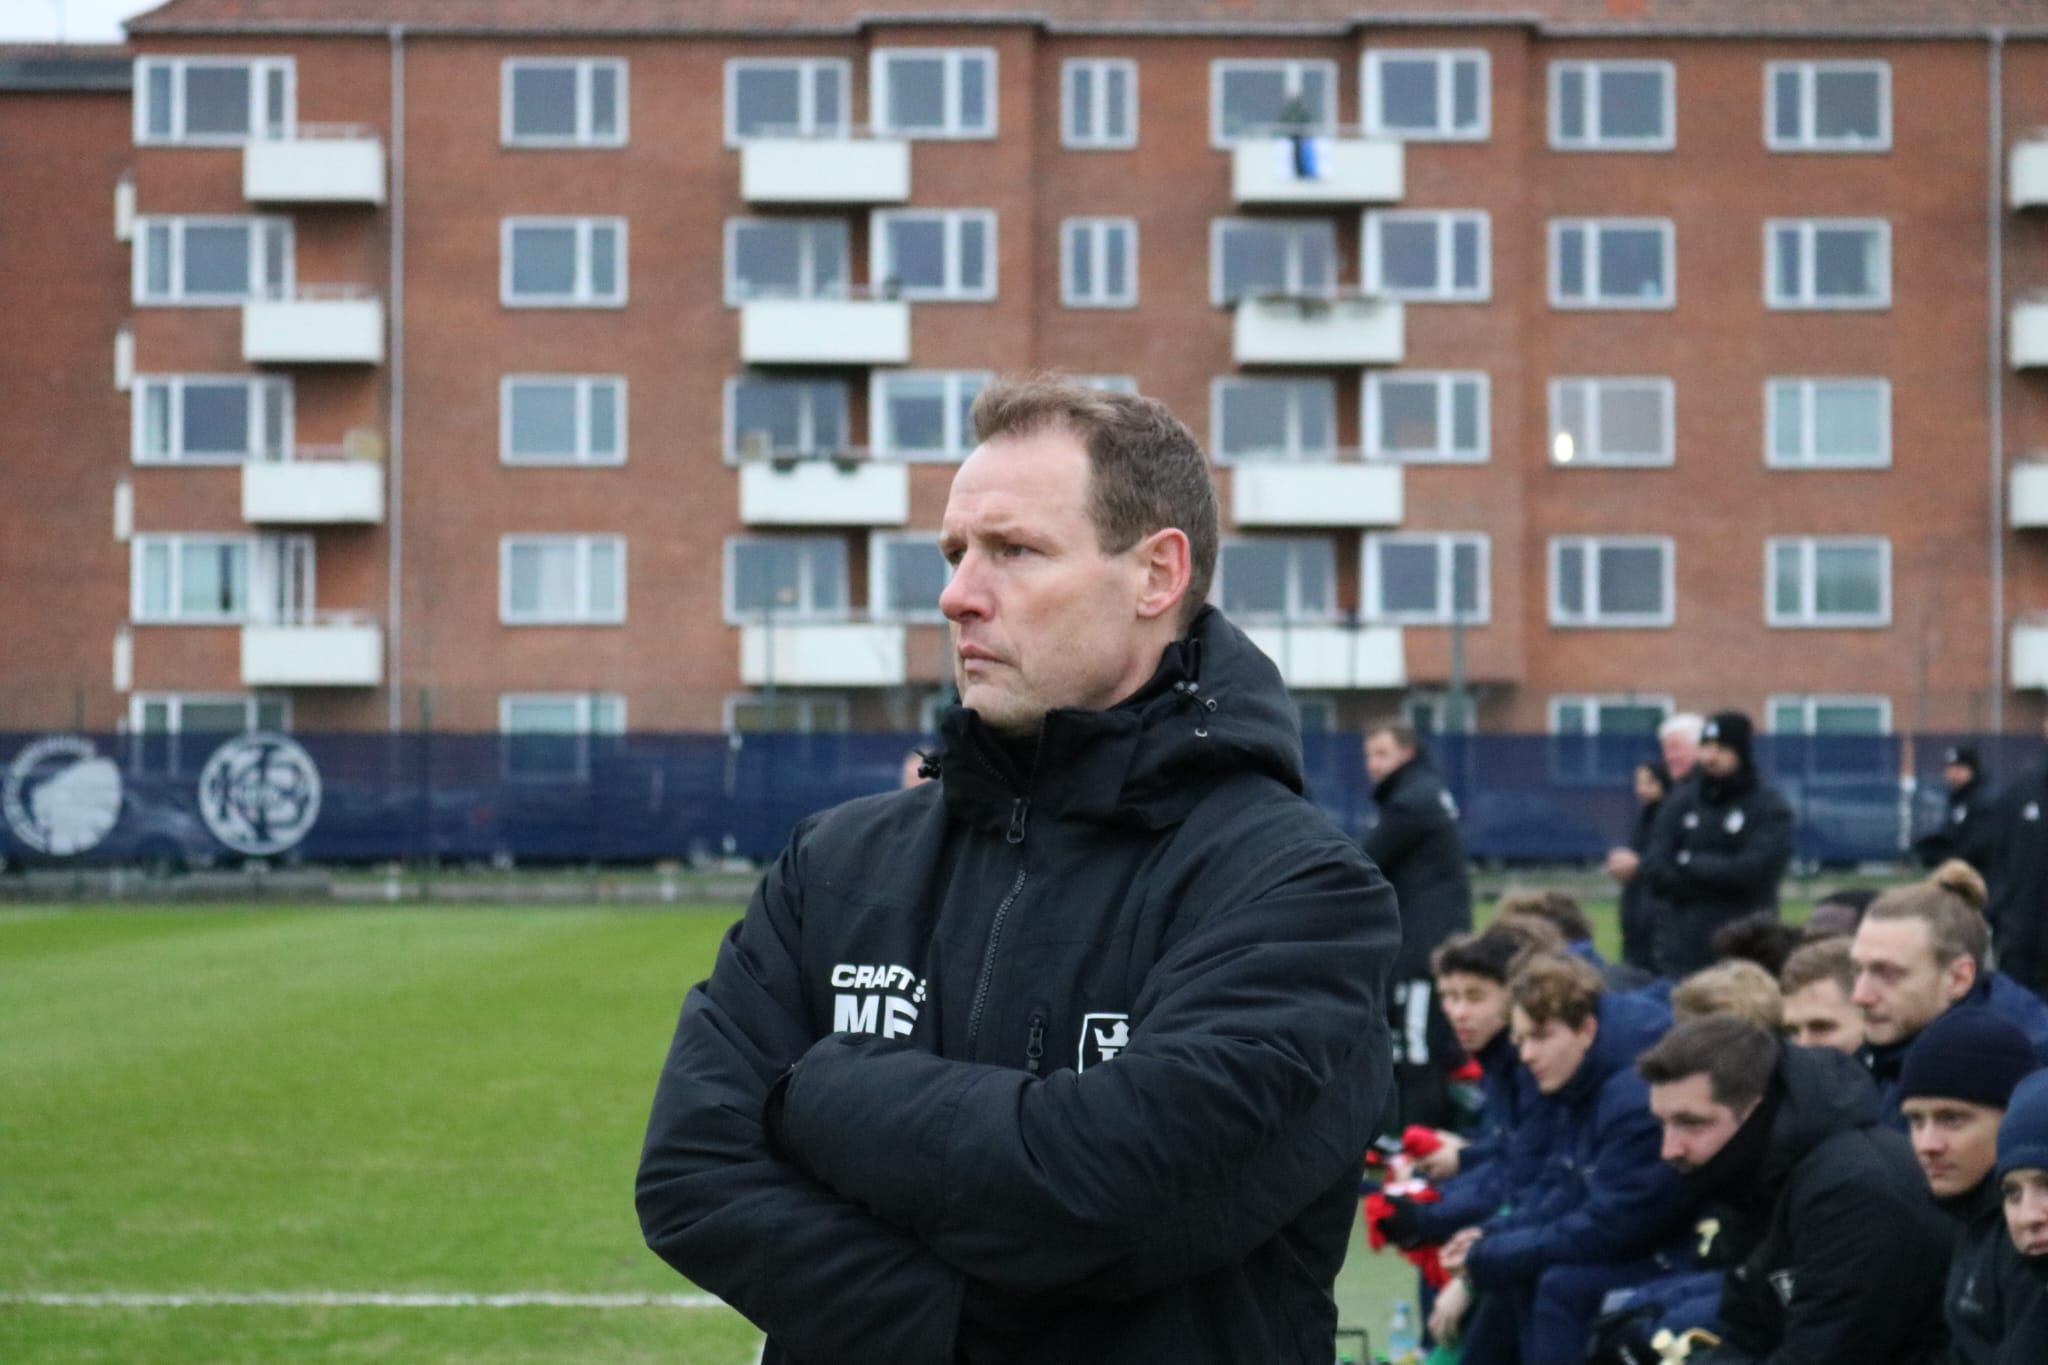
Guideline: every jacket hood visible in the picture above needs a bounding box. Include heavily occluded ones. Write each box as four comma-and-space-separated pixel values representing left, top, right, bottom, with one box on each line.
1758, 1043, 1881, 1187
936, 606, 1304, 832
1555, 990, 1670, 1109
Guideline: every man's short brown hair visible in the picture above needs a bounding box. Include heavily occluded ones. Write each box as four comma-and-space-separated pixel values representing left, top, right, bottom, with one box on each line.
1495, 888, 1595, 945
971, 376, 1219, 631
1638, 1014, 1779, 1110
1671, 960, 1784, 1032
1365, 719, 1419, 751
1779, 938, 1854, 997
1863, 860, 1992, 973
1506, 952, 1604, 1031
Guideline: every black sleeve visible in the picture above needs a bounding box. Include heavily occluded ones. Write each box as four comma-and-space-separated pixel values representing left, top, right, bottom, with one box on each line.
1675, 796, 1794, 901
1640, 791, 1690, 896
774, 836, 1399, 1297
635, 832, 968, 1365
1362, 788, 1435, 873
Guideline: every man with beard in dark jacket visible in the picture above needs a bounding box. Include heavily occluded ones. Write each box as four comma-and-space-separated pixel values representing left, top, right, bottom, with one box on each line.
1641, 711, 1794, 979
1896, 1009, 2042, 1365
1913, 746, 2001, 877
636, 378, 1400, 1365
1989, 718, 2048, 995
1637, 1014, 1950, 1365
1364, 720, 1474, 1130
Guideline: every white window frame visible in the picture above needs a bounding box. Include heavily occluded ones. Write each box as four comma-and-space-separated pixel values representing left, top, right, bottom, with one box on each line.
498, 692, 626, 781
1362, 48, 1489, 142
1062, 57, 1138, 150
1363, 371, 1489, 464
723, 57, 851, 144
134, 56, 295, 145
1061, 216, 1138, 308
1765, 218, 1890, 310
499, 693, 626, 734
498, 534, 627, 626
1765, 378, 1891, 469
1547, 694, 1676, 734
723, 375, 850, 463
127, 692, 291, 734
132, 215, 293, 306
869, 531, 950, 624
870, 370, 990, 461
1210, 377, 1338, 464
1547, 377, 1676, 468
500, 58, 628, 148
1765, 60, 1891, 152
721, 692, 851, 734
723, 216, 849, 306
500, 217, 627, 308
499, 376, 627, 467
1363, 532, 1491, 625
1548, 535, 1676, 628
1548, 59, 1676, 151
1765, 536, 1892, 628
1766, 693, 1893, 735
132, 375, 292, 465
1363, 209, 1490, 302
871, 209, 997, 302
870, 47, 998, 139
130, 533, 312, 625
1209, 58, 1338, 147
1549, 218, 1675, 310
1213, 537, 1340, 624
721, 536, 852, 625
1209, 217, 1338, 306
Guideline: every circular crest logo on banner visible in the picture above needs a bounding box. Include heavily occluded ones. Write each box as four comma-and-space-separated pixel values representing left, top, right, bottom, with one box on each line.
197, 732, 322, 856
2, 735, 125, 856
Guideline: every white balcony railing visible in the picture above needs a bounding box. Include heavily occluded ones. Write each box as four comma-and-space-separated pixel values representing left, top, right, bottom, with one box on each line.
2013, 462, 2048, 528
241, 613, 383, 687
242, 447, 385, 524
738, 454, 910, 526
1232, 135, 1404, 206
244, 124, 386, 205
2014, 618, 2048, 689
1240, 621, 1406, 690
2015, 294, 2048, 369
2013, 133, 2048, 210
740, 619, 907, 688
740, 293, 911, 366
243, 286, 384, 364
1231, 456, 1403, 527
741, 136, 911, 204
1233, 292, 1404, 366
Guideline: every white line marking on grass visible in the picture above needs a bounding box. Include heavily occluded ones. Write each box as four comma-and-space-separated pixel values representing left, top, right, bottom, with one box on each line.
2, 1291, 726, 1310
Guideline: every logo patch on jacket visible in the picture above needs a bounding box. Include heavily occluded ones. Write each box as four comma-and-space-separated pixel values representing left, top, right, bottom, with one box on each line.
829, 962, 926, 1039
1768, 1269, 1795, 1306
1724, 808, 1745, 835
2027, 802, 2042, 823
1079, 1013, 1131, 1071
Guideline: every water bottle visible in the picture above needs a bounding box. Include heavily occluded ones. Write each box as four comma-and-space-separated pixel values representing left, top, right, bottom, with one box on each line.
1385, 1300, 1420, 1365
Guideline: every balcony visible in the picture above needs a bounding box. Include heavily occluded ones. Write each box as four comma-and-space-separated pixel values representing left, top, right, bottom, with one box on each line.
244, 126, 386, 205
1232, 136, 1403, 206
738, 456, 909, 527
1241, 623, 1406, 690
740, 620, 906, 688
243, 288, 385, 365
241, 615, 383, 687
2015, 295, 2048, 369
2015, 619, 2048, 689
2013, 462, 2048, 528
242, 447, 385, 525
1231, 459, 1403, 527
741, 137, 911, 204
1233, 294, 1404, 366
2014, 133, 2048, 210
740, 297, 910, 366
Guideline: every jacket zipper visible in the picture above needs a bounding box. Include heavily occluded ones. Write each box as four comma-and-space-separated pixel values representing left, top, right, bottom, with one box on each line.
962, 731, 1036, 1058
1024, 1007, 1048, 1075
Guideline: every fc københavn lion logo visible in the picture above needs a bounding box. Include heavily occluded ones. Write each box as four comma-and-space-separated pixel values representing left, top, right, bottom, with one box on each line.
1, 735, 123, 856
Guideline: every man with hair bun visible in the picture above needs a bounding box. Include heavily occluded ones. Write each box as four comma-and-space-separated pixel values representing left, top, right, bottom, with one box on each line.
1850, 860, 2048, 1127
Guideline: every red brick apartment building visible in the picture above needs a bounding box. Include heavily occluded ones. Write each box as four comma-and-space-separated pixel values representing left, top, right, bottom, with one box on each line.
6, 0, 2048, 743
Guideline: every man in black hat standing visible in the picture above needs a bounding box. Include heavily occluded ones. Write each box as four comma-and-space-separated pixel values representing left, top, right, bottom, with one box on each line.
1913, 745, 2000, 877
1991, 717, 2048, 995
1641, 711, 1794, 979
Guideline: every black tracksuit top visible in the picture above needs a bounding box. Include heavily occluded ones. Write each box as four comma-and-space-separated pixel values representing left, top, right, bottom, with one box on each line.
636, 609, 1400, 1364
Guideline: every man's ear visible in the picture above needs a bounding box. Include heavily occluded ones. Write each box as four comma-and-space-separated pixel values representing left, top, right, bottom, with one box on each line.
1947, 953, 1978, 1004
1131, 527, 1192, 623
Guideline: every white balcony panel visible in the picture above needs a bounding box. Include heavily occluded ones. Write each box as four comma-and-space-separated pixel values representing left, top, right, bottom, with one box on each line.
741, 622, 906, 688
241, 622, 383, 687
2015, 299, 2048, 369
739, 461, 909, 527
740, 300, 910, 366
2015, 621, 2048, 689
1241, 625, 1406, 690
244, 136, 386, 204
2013, 464, 2048, 528
1231, 463, 1403, 528
741, 139, 911, 204
243, 298, 385, 365
1234, 296, 1404, 366
1232, 138, 1404, 205
2013, 138, 2048, 209
243, 461, 385, 524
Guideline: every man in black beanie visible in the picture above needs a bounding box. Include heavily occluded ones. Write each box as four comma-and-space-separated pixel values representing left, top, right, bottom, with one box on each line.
1641, 711, 1794, 978
1899, 1009, 2044, 1364
1912, 745, 2000, 876
1997, 1073, 2048, 1362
